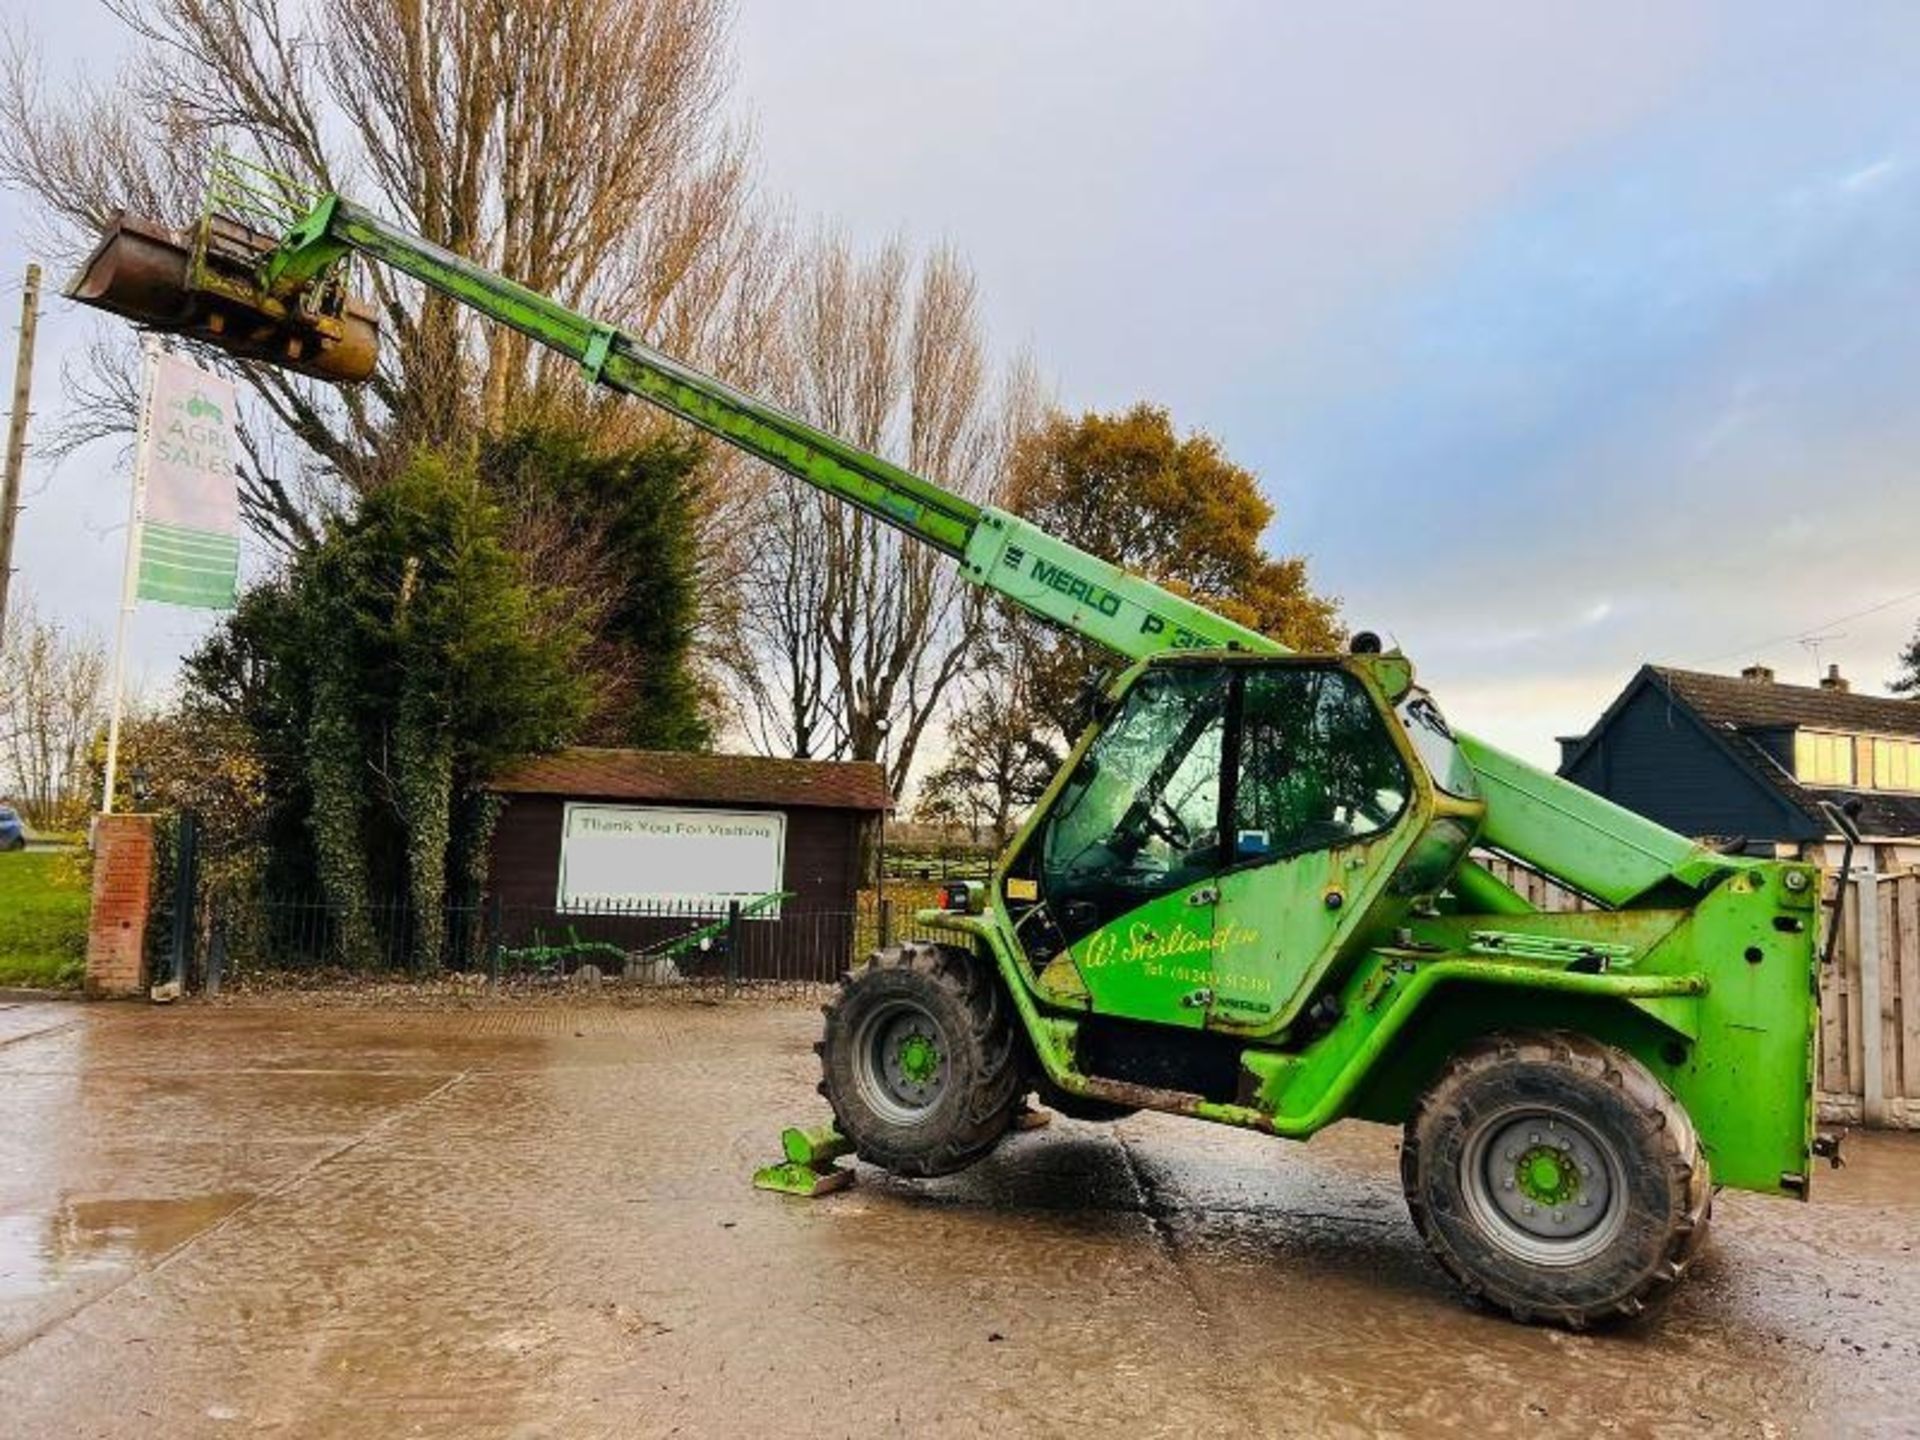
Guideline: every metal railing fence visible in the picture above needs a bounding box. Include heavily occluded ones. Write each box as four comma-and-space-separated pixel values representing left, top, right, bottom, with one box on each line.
194, 887, 939, 997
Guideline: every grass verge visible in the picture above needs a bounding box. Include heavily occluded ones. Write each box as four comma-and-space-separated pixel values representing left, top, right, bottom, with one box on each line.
0, 849, 91, 988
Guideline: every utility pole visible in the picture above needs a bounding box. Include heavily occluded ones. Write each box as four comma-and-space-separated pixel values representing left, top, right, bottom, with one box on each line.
0, 262, 42, 639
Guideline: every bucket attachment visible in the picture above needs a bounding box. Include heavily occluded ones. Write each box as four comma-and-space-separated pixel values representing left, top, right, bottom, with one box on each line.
68, 210, 379, 384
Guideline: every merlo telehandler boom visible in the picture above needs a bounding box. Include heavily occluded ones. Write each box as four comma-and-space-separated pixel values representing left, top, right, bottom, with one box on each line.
69, 158, 1830, 1327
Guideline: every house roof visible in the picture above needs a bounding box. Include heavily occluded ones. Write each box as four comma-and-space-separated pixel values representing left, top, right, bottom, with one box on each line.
489, 747, 890, 813
1562, 666, 1920, 841
1651, 667, 1920, 739
1802, 784, 1920, 842
1652, 667, 1920, 838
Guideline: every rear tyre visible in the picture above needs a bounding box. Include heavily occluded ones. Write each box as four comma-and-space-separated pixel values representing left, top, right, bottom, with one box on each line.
818, 942, 1022, 1178
1401, 1031, 1711, 1329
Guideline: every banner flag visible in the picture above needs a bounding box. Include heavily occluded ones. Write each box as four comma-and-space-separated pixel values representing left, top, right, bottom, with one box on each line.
137, 353, 240, 609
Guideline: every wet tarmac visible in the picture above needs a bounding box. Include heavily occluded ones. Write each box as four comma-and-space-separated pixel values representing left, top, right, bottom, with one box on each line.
1, 996, 1916, 1438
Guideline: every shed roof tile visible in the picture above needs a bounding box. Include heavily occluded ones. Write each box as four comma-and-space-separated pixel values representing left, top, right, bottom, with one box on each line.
489, 747, 890, 812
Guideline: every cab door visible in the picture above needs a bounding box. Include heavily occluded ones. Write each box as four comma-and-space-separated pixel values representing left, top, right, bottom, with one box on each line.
1205, 663, 1416, 1032
1031, 664, 1231, 1027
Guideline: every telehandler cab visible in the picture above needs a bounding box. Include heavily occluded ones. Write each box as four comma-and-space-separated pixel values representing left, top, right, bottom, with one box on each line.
70, 156, 1835, 1327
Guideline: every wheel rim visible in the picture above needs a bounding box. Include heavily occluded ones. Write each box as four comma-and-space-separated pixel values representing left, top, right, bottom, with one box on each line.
1459, 1105, 1627, 1267
852, 999, 950, 1124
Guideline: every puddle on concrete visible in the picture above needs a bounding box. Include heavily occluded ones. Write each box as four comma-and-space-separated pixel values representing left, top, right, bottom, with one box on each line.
0, 1191, 251, 1302
1811, 1130, 1920, 1212
1, 1002, 1916, 1436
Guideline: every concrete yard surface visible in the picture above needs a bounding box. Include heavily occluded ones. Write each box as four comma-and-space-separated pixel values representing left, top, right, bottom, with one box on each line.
1, 997, 1916, 1438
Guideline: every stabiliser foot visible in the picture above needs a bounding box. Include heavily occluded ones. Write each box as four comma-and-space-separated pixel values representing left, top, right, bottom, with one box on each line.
752, 1124, 855, 1197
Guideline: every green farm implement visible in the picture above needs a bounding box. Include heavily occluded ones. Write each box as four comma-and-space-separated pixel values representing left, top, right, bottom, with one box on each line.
71, 159, 1835, 1327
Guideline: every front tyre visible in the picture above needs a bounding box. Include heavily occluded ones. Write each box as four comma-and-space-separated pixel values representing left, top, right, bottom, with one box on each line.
1402, 1031, 1711, 1328
818, 943, 1022, 1178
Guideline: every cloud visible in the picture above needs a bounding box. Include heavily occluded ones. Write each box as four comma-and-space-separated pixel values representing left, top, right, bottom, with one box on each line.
6, 0, 1920, 779
1838, 157, 1898, 193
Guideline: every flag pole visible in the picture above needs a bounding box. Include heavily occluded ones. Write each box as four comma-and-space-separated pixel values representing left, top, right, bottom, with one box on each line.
102, 335, 162, 815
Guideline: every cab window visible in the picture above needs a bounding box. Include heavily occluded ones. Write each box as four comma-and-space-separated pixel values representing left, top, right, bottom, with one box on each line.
1039, 666, 1227, 937
1232, 667, 1408, 862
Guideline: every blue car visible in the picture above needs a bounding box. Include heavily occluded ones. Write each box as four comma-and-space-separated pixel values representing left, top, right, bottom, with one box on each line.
0, 806, 25, 851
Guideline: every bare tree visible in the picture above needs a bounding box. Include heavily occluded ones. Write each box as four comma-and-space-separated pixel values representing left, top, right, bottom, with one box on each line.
0, 0, 780, 550
725, 477, 837, 759
917, 656, 1060, 848
720, 232, 1038, 794
0, 596, 108, 827
486, 474, 641, 743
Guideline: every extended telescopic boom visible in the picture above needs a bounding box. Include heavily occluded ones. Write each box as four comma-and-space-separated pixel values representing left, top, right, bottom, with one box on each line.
267, 197, 1283, 666
72, 183, 1731, 907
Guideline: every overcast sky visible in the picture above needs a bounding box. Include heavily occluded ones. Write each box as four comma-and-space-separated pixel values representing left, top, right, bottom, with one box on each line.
3, 1, 1918, 765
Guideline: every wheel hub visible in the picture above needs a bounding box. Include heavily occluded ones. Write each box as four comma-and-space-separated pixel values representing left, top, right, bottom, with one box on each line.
1516, 1145, 1580, 1206
897, 1031, 941, 1085
853, 1000, 951, 1124
1462, 1109, 1624, 1266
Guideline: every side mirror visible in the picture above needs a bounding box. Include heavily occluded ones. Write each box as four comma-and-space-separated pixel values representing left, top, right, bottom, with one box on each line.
1821, 797, 1865, 845
1818, 798, 1866, 969
1071, 667, 1116, 732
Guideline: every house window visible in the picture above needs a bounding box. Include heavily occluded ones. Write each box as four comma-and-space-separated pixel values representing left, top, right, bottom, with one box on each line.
1793, 730, 1855, 786
1872, 737, 1920, 792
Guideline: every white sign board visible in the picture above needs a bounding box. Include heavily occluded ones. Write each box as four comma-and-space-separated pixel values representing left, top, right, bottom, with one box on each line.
556, 804, 786, 916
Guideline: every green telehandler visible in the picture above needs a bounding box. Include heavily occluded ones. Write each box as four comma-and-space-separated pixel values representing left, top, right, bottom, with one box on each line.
70, 157, 1840, 1328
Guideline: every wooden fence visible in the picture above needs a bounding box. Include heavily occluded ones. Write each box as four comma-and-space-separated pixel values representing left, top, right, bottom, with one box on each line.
1475, 855, 1920, 1130
1817, 868, 1920, 1128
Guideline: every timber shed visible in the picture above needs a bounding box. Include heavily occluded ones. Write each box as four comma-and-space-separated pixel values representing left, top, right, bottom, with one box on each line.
487, 748, 890, 929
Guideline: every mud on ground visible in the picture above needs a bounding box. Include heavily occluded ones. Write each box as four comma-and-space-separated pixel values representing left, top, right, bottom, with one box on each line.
1, 997, 1915, 1438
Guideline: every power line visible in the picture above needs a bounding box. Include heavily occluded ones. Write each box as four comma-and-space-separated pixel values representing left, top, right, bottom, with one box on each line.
1689, 585, 1920, 667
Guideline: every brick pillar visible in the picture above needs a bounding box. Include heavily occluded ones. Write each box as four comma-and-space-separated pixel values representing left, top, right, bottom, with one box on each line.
86, 814, 157, 999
